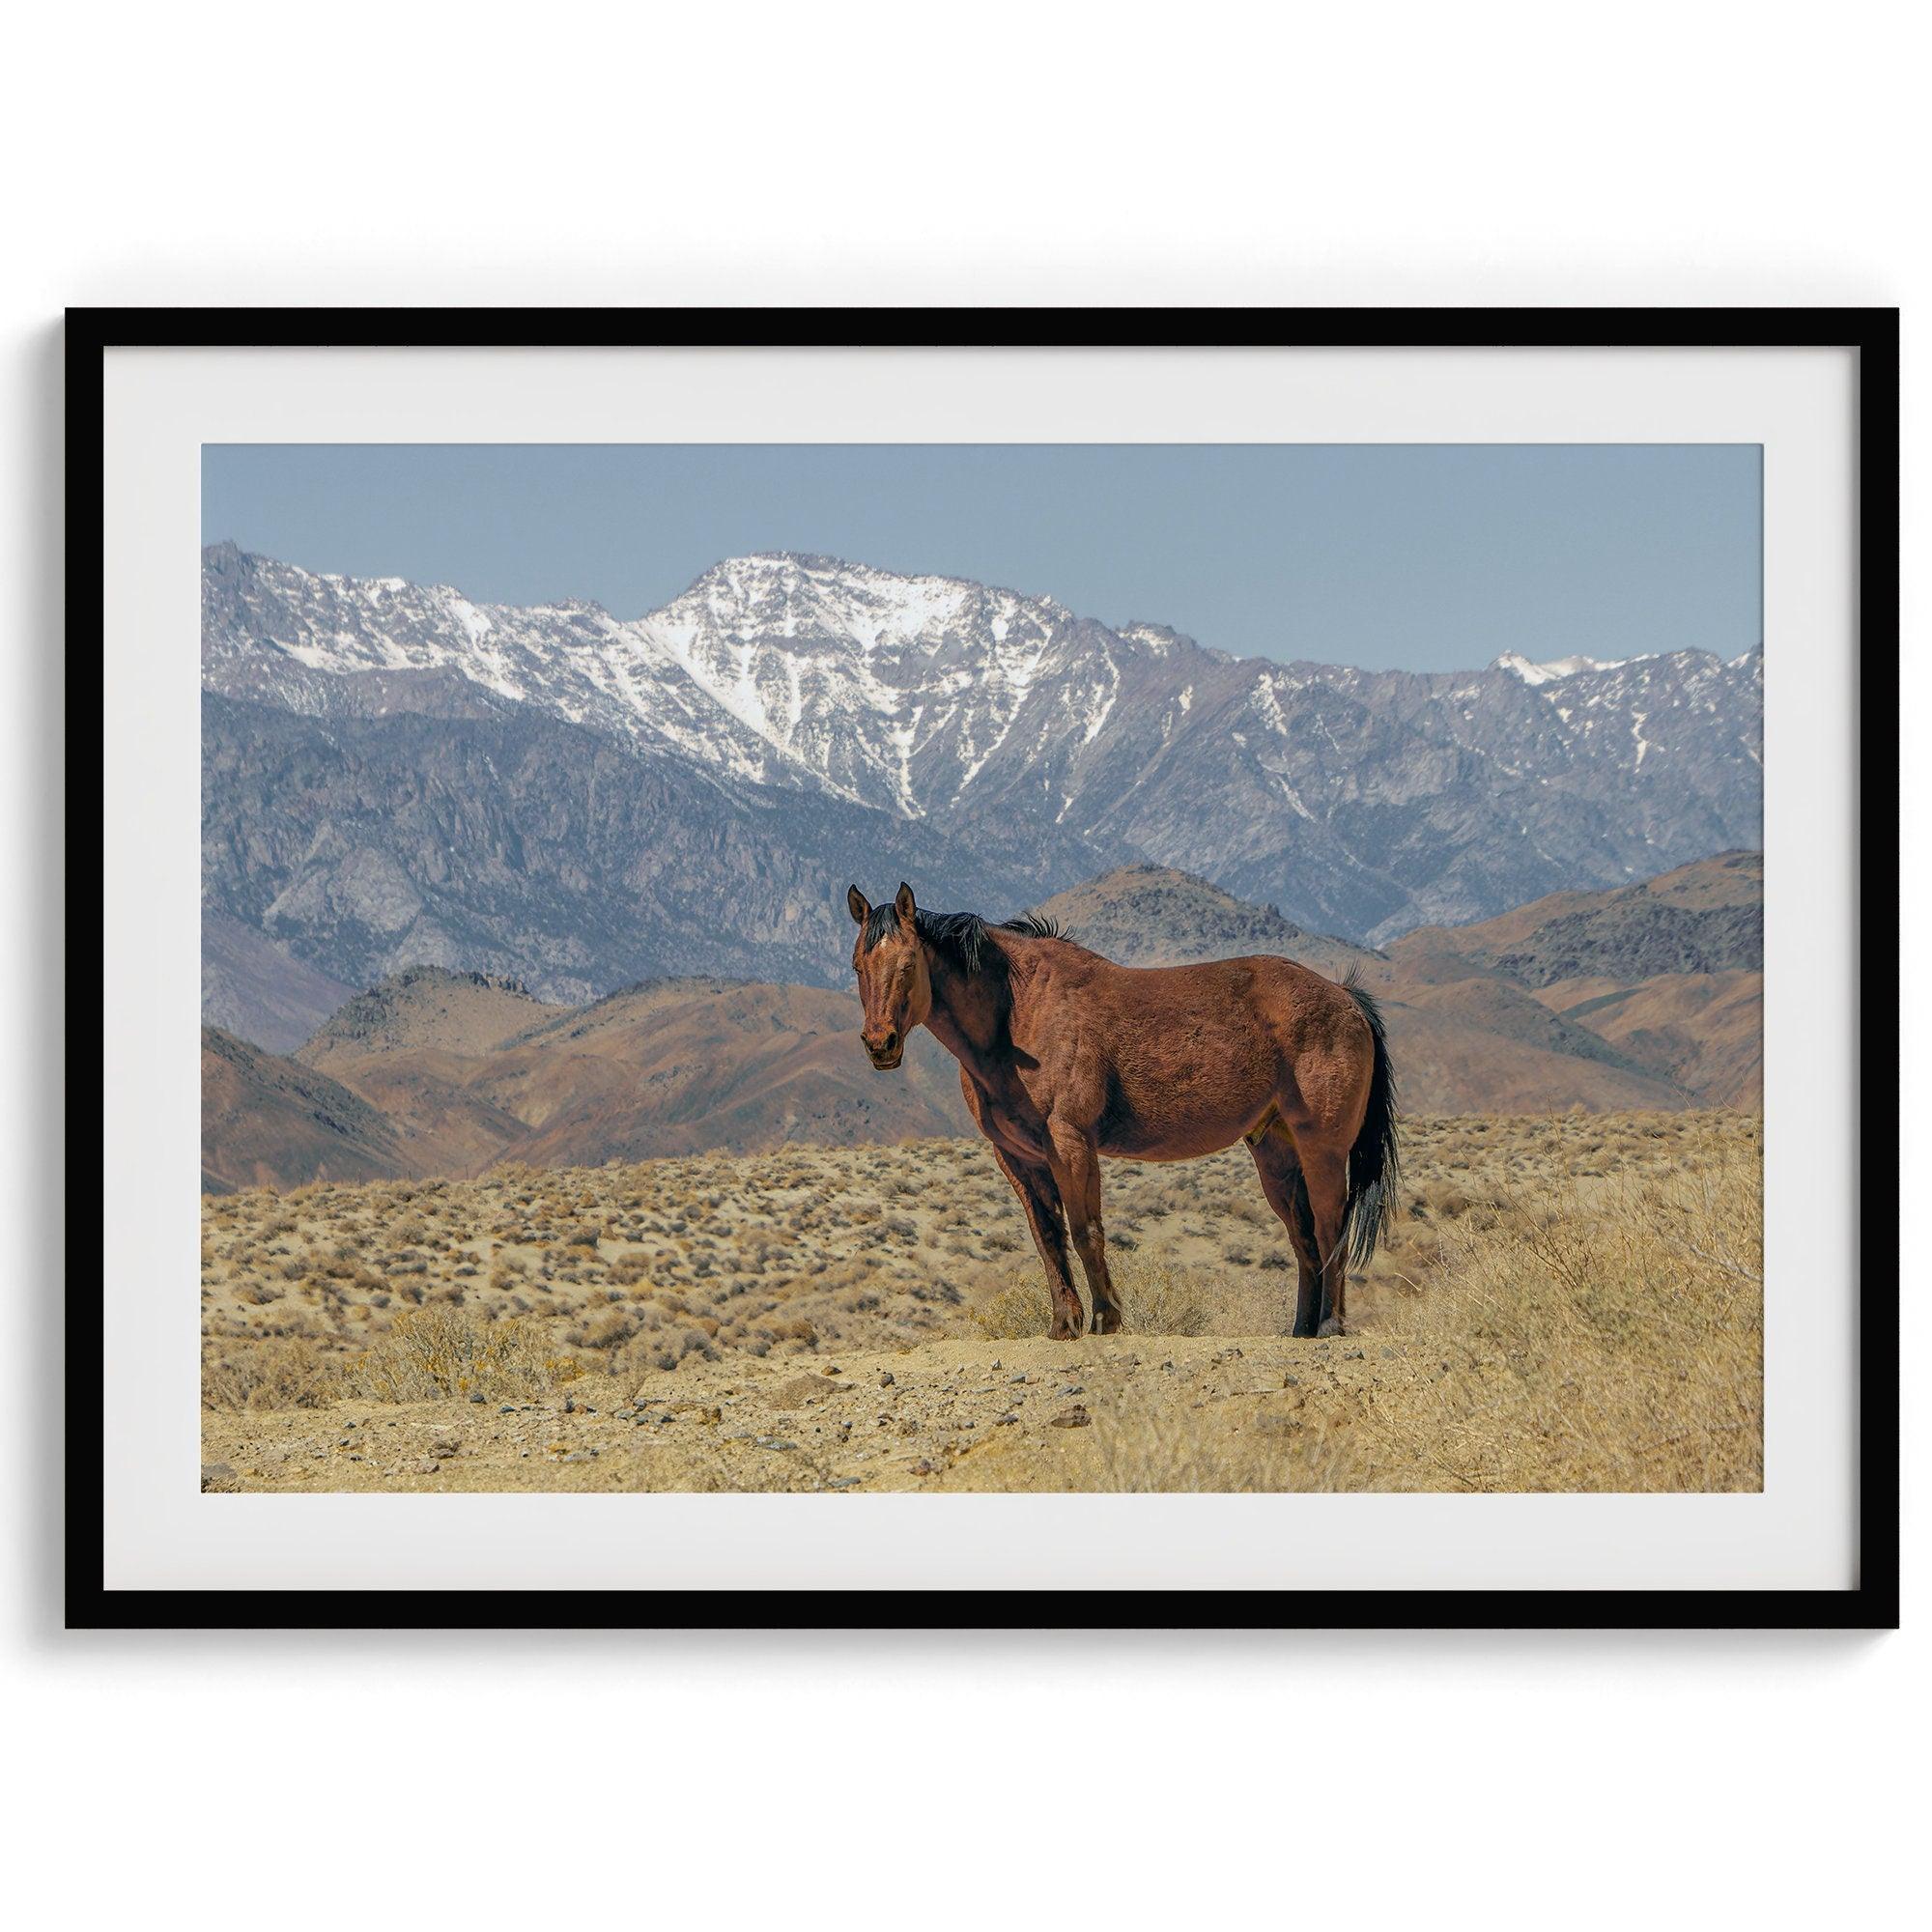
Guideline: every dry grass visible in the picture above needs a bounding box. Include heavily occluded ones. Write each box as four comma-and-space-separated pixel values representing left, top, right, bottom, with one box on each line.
1371, 1128, 1763, 1491
200, 1110, 1761, 1492
199, 1337, 338, 1412
1071, 1123, 1762, 1492
1084, 1405, 1368, 1493
973, 1255, 1228, 1339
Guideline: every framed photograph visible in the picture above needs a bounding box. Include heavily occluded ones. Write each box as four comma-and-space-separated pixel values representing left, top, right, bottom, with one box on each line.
80, 308, 1896, 1629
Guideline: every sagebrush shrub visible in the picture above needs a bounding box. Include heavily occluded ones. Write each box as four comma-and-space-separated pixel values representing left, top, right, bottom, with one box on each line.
336, 1305, 582, 1403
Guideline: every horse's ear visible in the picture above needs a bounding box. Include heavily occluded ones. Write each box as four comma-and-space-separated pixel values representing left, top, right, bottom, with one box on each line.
846, 885, 870, 926
895, 881, 917, 922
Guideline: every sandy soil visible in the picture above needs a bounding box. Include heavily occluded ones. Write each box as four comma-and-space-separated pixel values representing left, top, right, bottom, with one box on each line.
202, 1328, 1429, 1493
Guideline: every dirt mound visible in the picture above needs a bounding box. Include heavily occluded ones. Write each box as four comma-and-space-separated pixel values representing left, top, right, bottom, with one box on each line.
1390, 851, 1762, 986
201, 1026, 413, 1193
1029, 864, 1377, 980
1536, 970, 1763, 1105
299, 965, 556, 1065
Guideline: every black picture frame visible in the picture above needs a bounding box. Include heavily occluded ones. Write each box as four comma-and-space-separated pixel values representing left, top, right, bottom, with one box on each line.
73, 306, 1899, 1632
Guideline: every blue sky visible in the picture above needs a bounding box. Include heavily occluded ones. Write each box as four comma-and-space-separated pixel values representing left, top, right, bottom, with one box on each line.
202, 443, 1761, 672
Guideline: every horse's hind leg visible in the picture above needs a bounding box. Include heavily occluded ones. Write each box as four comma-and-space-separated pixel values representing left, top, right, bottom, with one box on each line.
991, 1148, 1087, 1340
1298, 1142, 1351, 1338
1246, 1126, 1324, 1337
1045, 1121, 1123, 1336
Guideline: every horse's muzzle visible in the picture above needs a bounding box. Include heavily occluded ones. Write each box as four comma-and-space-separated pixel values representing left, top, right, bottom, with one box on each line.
862, 1028, 903, 1070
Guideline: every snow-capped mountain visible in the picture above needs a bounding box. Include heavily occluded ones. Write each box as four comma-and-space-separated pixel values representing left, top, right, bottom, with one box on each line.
201, 543, 1762, 1030
203, 543, 802, 787
205, 545, 1166, 820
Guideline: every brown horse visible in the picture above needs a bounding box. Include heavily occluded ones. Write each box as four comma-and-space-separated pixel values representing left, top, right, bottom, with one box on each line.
847, 881, 1399, 1341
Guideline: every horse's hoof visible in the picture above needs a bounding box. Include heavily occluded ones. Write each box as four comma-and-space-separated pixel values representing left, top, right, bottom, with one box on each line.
1047, 1321, 1083, 1342
1093, 1308, 1123, 1335
1317, 1316, 1346, 1338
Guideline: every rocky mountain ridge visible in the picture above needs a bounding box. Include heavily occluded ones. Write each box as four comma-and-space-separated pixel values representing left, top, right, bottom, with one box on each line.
203, 543, 1761, 1034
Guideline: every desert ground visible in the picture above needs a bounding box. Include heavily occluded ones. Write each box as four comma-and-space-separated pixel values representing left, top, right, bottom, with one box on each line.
200, 1108, 1761, 1493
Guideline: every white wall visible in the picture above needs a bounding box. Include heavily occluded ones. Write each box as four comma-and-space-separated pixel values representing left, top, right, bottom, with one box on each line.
5, 6, 1917, 1926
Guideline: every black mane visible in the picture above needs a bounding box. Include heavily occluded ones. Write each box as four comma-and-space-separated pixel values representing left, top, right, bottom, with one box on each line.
861, 903, 1064, 974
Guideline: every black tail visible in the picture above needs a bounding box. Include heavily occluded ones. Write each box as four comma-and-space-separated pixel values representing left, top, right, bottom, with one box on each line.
1341, 975, 1400, 1267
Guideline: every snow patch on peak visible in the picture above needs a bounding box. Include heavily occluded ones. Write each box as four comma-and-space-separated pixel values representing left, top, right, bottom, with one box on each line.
448, 598, 494, 642
667, 553, 1003, 657
1494, 650, 1638, 687
1117, 622, 1191, 656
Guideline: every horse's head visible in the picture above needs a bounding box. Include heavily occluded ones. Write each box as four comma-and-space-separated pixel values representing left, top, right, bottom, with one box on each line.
846, 881, 931, 1070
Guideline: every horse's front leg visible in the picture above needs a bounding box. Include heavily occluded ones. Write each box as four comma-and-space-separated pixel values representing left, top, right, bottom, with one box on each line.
990, 1148, 1087, 1340
1046, 1121, 1122, 1336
